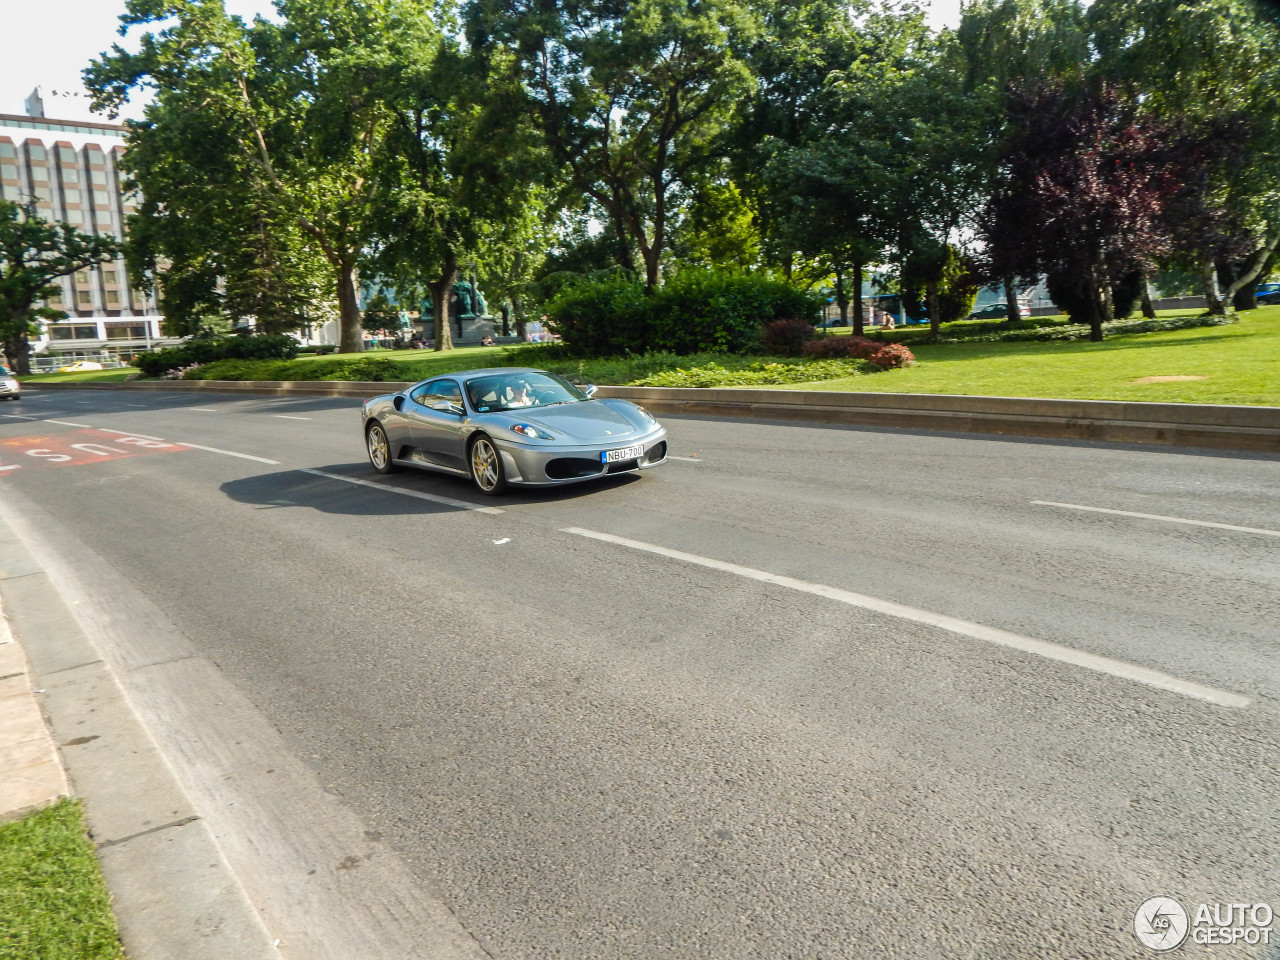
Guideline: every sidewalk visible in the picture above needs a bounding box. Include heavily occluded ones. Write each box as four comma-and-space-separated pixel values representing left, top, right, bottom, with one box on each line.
0, 623, 68, 823
0, 517, 280, 960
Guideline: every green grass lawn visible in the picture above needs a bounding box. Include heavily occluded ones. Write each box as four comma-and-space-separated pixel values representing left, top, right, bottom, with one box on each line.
0, 798, 125, 960
24, 306, 1280, 406
786, 306, 1280, 406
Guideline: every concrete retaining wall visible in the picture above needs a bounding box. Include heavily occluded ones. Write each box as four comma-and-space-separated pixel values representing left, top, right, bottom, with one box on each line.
30, 379, 1280, 454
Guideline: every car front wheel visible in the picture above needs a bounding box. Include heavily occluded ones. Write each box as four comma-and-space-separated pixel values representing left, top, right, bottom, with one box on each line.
469, 435, 506, 495
366, 422, 397, 474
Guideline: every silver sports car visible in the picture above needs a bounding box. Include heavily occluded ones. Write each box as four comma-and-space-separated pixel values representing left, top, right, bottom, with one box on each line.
360, 368, 668, 494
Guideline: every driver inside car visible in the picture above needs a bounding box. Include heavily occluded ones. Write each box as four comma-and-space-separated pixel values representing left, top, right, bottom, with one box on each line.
507, 380, 535, 407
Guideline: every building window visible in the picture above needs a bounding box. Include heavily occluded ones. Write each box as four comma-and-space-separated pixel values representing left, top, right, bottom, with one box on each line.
77, 290, 92, 305
58, 147, 77, 164
103, 270, 117, 284
105, 321, 146, 339
105, 290, 120, 305
49, 324, 99, 341
90, 168, 107, 184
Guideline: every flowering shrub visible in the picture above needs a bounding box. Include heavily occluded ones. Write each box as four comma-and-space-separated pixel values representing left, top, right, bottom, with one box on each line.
801, 335, 914, 368
866, 342, 915, 369
163, 363, 202, 380
761, 318, 816, 356
802, 335, 875, 359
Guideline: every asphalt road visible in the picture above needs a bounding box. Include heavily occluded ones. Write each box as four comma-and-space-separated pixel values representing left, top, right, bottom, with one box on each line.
2, 387, 1277, 959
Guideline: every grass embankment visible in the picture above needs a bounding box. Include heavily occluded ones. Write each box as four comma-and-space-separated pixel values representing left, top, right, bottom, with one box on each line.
794, 307, 1280, 405
0, 798, 125, 960
27, 305, 1280, 406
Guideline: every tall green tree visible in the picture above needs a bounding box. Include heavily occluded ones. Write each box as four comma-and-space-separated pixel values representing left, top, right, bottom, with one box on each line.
467, 0, 758, 290
980, 83, 1185, 339
370, 31, 547, 351
952, 0, 1089, 319
1088, 0, 1280, 311
0, 201, 120, 374
87, 0, 412, 352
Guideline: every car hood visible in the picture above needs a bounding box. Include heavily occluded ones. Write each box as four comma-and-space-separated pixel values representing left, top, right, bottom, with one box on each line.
496, 399, 651, 442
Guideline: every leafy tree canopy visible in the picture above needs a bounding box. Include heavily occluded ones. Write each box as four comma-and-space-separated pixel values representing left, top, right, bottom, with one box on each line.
0, 201, 120, 374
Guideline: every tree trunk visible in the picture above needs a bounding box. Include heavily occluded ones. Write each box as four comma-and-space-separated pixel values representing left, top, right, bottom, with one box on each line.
1221, 228, 1280, 308
832, 265, 847, 329
927, 277, 941, 344
428, 247, 458, 352
500, 304, 511, 337
1141, 280, 1156, 319
852, 260, 864, 337
642, 245, 660, 293
1003, 276, 1020, 323
1202, 260, 1226, 316
336, 261, 363, 353
1085, 273, 1105, 342
512, 293, 527, 340
4, 326, 32, 376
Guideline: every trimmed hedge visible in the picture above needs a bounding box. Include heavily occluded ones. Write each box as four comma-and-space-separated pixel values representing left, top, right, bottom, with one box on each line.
545, 270, 822, 356
630, 358, 873, 387
133, 334, 298, 377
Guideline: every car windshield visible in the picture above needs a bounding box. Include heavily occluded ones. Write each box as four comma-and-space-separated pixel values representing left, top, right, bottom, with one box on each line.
465, 372, 589, 413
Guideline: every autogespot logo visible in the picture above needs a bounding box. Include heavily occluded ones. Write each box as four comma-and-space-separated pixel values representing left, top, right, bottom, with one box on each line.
1134, 897, 1190, 951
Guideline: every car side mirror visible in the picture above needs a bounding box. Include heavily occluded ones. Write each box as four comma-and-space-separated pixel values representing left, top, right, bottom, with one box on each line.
583, 384, 598, 398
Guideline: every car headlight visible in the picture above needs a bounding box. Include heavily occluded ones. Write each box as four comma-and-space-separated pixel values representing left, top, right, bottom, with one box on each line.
511, 423, 555, 440
634, 405, 656, 424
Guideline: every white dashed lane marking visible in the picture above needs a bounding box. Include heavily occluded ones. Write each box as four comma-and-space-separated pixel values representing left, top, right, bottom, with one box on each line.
562, 527, 1251, 710
301, 469, 503, 515
1032, 500, 1280, 538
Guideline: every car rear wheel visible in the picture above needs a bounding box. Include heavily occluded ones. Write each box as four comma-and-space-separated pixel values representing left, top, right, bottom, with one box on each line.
469, 435, 506, 495
366, 422, 397, 474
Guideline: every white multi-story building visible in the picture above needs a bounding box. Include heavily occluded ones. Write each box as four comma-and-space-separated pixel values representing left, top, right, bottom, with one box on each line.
0, 89, 176, 366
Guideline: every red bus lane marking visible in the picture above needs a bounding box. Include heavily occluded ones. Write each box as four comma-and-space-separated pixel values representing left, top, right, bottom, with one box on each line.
0, 430, 187, 471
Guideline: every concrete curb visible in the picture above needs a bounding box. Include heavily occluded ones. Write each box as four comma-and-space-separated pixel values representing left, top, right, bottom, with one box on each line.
29, 379, 1280, 454
0, 517, 279, 960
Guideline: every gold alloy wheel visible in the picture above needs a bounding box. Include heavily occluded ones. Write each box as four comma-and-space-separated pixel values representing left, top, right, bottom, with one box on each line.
469, 436, 505, 494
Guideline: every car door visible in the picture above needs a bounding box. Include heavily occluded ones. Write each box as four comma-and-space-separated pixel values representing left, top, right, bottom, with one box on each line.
406, 379, 468, 471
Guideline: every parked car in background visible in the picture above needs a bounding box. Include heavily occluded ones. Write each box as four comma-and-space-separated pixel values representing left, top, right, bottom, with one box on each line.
0, 367, 18, 401
1254, 283, 1280, 305
968, 302, 1031, 320
57, 360, 104, 372
361, 368, 668, 495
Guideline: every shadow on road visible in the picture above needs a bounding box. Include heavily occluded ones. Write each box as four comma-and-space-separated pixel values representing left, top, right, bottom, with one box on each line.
220, 462, 641, 515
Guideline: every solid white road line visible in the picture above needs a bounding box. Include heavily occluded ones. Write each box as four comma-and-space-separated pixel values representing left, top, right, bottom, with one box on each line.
177, 443, 280, 464
562, 526, 1252, 709
1032, 500, 1280, 538
668, 456, 703, 463
273, 415, 312, 421
190, 408, 219, 413
0, 415, 39, 421
46, 419, 94, 428
301, 469, 503, 515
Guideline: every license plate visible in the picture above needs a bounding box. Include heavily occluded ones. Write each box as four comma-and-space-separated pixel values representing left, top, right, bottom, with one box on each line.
601, 443, 644, 463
